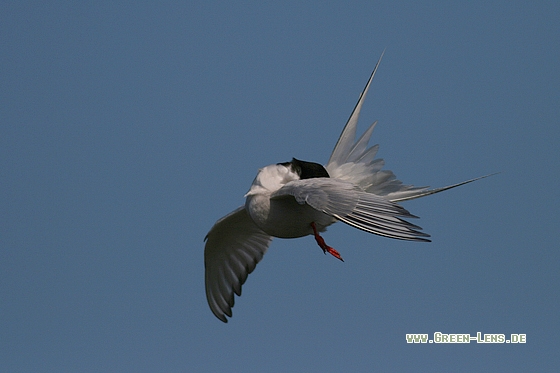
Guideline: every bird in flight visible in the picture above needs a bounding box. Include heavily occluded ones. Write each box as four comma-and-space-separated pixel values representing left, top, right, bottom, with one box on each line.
204, 52, 492, 322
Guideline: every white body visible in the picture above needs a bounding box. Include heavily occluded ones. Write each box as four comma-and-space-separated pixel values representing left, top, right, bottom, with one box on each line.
245, 164, 335, 238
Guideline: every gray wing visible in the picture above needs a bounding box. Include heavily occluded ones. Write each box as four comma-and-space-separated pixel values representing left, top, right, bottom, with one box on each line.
326, 51, 495, 201
272, 178, 430, 241
204, 207, 272, 322
328, 50, 384, 167
325, 51, 430, 199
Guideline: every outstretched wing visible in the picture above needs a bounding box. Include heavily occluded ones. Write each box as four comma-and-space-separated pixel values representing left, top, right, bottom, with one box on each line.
204, 207, 272, 322
325, 52, 495, 201
328, 50, 384, 168
325, 50, 427, 198
272, 178, 430, 241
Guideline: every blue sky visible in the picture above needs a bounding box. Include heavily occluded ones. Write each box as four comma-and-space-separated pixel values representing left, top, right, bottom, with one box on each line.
1, 1, 559, 371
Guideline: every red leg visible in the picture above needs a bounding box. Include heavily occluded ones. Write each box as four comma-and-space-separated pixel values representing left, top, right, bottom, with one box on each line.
310, 222, 344, 262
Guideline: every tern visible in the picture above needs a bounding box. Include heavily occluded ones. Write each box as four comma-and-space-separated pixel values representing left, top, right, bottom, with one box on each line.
204, 52, 493, 322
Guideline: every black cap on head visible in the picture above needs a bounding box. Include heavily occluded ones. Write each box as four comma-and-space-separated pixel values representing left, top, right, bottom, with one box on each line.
278, 158, 330, 179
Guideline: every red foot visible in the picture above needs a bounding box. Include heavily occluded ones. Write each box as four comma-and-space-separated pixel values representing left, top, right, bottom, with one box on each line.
310, 222, 344, 262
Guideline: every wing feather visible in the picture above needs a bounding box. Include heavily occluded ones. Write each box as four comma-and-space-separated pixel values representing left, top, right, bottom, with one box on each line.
328, 51, 385, 167
325, 52, 494, 201
204, 207, 272, 322
273, 178, 430, 242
